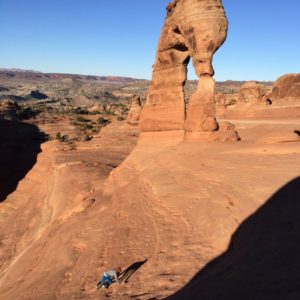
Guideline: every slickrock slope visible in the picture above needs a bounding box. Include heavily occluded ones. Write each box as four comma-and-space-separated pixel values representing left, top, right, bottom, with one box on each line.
140, 0, 238, 142
168, 175, 300, 300
0, 117, 299, 300
103, 138, 300, 299
0, 121, 139, 300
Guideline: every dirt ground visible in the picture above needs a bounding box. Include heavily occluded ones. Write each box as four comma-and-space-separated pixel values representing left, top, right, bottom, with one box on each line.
0, 106, 299, 299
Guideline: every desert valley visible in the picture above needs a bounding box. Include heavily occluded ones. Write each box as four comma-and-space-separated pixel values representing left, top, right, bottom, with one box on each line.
0, 0, 300, 299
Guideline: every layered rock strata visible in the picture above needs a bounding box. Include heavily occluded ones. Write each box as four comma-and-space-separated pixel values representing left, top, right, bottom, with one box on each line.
140, 0, 238, 141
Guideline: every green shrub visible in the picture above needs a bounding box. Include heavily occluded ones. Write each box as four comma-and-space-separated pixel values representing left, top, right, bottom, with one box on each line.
117, 116, 126, 121
56, 132, 62, 140
82, 124, 93, 130
56, 132, 69, 142
75, 116, 90, 123
75, 107, 89, 114
89, 110, 101, 115
97, 117, 111, 125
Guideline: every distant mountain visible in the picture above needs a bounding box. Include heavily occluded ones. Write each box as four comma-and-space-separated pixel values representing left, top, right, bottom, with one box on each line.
0, 68, 144, 84
0, 68, 273, 95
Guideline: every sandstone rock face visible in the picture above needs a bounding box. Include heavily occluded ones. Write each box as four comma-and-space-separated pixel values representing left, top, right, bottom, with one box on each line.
0, 100, 20, 121
140, 0, 235, 140
271, 74, 300, 100
126, 95, 142, 126
238, 82, 266, 105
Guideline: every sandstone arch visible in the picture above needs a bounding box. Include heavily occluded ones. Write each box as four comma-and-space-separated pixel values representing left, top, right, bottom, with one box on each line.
140, 0, 238, 141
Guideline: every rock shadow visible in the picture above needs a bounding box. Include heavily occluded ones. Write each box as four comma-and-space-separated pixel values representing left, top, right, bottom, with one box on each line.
167, 177, 300, 300
0, 119, 48, 202
119, 259, 148, 283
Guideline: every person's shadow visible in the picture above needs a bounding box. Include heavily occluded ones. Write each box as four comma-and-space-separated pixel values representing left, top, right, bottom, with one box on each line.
167, 176, 300, 300
119, 259, 148, 283
0, 119, 48, 202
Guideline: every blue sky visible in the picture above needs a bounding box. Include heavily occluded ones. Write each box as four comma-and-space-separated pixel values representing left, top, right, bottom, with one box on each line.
0, 0, 299, 81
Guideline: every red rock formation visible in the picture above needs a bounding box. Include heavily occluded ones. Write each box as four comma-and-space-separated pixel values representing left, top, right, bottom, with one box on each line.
140, 0, 238, 141
271, 74, 300, 101
126, 95, 142, 126
238, 82, 266, 105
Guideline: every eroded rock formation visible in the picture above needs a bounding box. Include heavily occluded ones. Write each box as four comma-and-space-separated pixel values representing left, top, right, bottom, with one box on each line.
140, 0, 238, 141
238, 82, 266, 105
126, 95, 142, 126
271, 74, 300, 101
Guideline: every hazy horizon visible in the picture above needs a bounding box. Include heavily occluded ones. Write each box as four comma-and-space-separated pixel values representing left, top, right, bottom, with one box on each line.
0, 66, 279, 83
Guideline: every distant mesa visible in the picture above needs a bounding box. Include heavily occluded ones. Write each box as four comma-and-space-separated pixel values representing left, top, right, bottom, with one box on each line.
0, 69, 143, 85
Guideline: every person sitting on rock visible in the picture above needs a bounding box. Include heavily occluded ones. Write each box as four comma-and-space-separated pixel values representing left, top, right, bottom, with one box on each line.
96, 267, 122, 289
